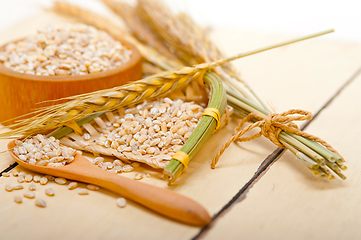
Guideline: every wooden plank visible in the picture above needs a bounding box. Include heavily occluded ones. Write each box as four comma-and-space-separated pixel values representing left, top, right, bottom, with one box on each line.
213, 28, 361, 113
1, 12, 361, 239
200, 71, 361, 239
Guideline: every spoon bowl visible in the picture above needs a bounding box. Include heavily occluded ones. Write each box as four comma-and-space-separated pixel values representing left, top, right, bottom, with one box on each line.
8, 140, 211, 226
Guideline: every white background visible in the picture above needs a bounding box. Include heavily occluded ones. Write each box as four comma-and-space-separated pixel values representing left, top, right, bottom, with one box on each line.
0, 0, 360, 43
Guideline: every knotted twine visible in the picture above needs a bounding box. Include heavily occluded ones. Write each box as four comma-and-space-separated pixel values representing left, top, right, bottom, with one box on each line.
211, 109, 344, 169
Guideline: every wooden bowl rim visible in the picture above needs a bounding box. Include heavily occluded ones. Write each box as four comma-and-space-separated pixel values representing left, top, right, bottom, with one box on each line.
0, 38, 142, 83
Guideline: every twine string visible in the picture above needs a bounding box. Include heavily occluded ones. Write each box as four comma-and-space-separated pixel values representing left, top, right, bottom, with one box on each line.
211, 109, 343, 169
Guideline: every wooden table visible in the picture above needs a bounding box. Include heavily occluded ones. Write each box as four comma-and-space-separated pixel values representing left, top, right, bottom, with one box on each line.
1, 13, 361, 240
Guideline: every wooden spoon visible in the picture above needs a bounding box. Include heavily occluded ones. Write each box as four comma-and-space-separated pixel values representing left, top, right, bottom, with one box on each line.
7, 140, 211, 226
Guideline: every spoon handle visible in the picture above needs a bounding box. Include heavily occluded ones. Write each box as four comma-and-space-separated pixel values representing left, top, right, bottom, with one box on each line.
81, 167, 211, 226
64, 154, 211, 226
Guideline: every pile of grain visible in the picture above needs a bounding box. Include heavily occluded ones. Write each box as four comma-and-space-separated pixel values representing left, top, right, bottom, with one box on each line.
0, 23, 132, 76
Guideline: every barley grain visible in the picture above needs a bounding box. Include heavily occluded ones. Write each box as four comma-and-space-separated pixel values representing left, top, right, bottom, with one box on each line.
29, 182, 36, 191
17, 176, 25, 183
12, 169, 20, 177
104, 162, 113, 169
44, 175, 55, 181
122, 165, 134, 172
45, 188, 55, 196
93, 157, 104, 165
13, 183, 24, 190
78, 189, 89, 195
40, 177, 48, 185
25, 174, 33, 182
87, 184, 100, 191
33, 175, 41, 183
54, 178, 67, 185
134, 173, 143, 180
14, 196, 23, 203
116, 197, 127, 208
35, 199, 46, 208
114, 165, 123, 173
5, 184, 13, 192
24, 191, 35, 199
113, 160, 124, 167
82, 133, 91, 141
68, 182, 78, 190
131, 162, 140, 168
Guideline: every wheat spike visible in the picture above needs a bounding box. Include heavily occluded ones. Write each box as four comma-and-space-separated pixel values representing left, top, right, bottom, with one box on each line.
0, 61, 222, 139
102, 0, 181, 65
51, 1, 180, 71
136, 0, 268, 108
137, 0, 220, 63
136, 0, 242, 84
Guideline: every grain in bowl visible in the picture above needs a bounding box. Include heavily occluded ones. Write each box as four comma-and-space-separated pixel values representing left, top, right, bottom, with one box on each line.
0, 23, 142, 125
0, 23, 132, 76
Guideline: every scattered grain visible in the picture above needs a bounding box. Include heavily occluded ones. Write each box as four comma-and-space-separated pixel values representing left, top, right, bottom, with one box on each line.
1, 172, 10, 177
40, 177, 48, 185
45, 188, 55, 196
45, 175, 55, 181
33, 175, 41, 183
25, 174, 33, 182
29, 182, 36, 191
116, 197, 127, 208
68, 182, 78, 190
54, 178, 67, 185
24, 191, 35, 199
14, 196, 22, 204
17, 176, 25, 183
134, 173, 143, 180
5, 184, 13, 192
35, 199, 46, 208
12, 169, 20, 177
13, 183, 24, 190
87, 184, 100, 191
78, 189, 89, 195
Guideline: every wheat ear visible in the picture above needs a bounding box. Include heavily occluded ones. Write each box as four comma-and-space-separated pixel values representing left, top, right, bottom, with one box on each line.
101, 0, 181, 65
0, 62, 218, 139
136, 0, 272, 109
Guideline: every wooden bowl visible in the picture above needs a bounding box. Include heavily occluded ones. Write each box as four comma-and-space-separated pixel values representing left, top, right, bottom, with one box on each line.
0, 39, 142, 125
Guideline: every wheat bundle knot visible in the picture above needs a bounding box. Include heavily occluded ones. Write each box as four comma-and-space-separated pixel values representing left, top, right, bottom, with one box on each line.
211, 109, 343, 168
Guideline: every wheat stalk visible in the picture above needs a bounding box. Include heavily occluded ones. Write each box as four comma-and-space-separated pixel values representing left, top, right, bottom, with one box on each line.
0, 29, 331, 140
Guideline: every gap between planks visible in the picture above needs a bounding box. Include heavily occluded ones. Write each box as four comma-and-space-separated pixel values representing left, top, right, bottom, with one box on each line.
192, 64, 361, 240
0, 162, 18, 176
